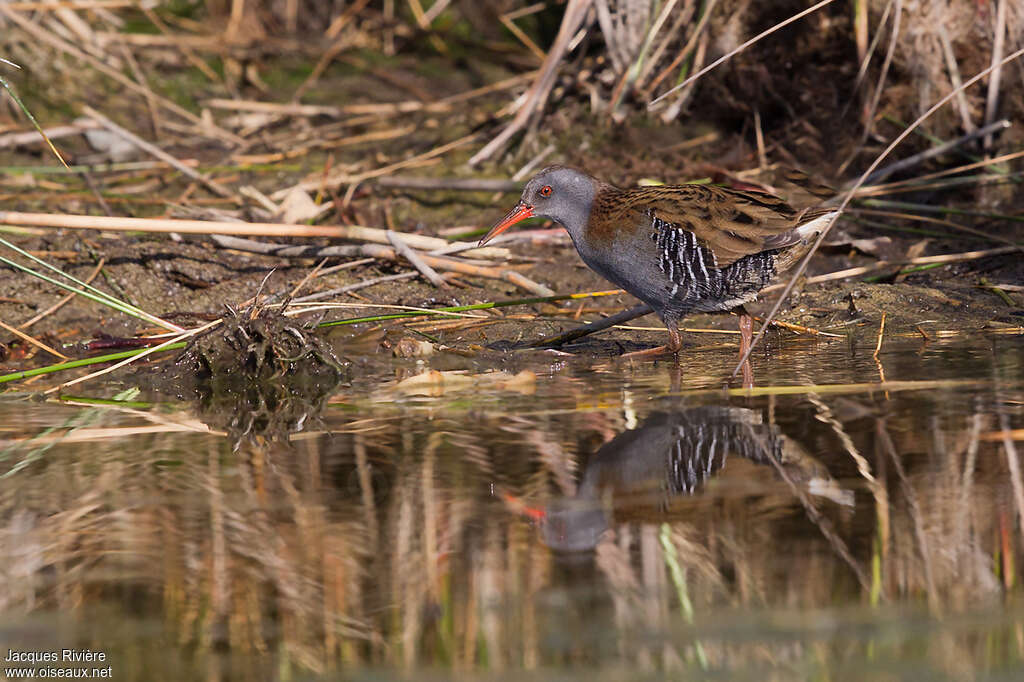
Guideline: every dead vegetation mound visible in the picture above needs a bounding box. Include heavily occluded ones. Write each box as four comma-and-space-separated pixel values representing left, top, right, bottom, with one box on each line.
174, 301, 347, 445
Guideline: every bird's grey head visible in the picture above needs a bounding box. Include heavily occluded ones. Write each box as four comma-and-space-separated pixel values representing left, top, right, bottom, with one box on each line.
478, 165, 599, 245
539, 497, 609, 554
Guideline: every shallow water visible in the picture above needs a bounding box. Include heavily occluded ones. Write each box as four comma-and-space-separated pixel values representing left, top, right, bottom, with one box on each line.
2, 332, 1024, 681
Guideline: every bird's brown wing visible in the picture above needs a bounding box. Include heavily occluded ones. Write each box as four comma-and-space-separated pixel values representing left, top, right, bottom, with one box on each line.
600, 185, 830, 267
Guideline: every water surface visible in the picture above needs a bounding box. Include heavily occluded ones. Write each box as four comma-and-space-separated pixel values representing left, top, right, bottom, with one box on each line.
2, 333, 1024, 680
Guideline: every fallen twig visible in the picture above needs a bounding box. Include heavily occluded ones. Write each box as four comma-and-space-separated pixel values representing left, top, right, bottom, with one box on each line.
377, 176, 522, 192
859, 119, 1011, 185
387, 230, 448, 288
528, 303, 650, 347
209, 234, 552, 295
0, 121, 100, 149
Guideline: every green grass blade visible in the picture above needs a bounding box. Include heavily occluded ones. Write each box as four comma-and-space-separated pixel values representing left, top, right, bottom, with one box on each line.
0, 343, 186, 385
0, 69, 69, 169
660, 523, 708, 669
0, 238, 184, 331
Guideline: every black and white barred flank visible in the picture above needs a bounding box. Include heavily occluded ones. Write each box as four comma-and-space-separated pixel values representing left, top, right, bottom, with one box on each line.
663, 412, 781, 496
650, 213, 777, 309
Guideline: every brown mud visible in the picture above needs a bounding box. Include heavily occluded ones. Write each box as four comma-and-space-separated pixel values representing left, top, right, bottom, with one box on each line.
2, 211, 1018, 382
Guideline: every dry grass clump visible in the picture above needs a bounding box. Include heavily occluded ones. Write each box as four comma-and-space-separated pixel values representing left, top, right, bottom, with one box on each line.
1, 1, 1020, 167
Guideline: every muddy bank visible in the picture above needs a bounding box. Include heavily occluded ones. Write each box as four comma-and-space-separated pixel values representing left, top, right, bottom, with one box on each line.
1, 216, 1019, 379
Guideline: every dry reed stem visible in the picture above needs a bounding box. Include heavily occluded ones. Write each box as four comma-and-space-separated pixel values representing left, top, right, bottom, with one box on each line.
762, 431, 872, 593
864, 0, 902, 140
0, 317, 67, 360
877, 419, 940, 613
283, 301, 486, 318
937, 25, 975, 133
632, 0, 684, 87
378, 176, 521, 192
278, 131, 480, 200
860, 119, 1010, 184
0, 211, 509, 259
290, 272, 424, 301
985, 0, 1008, 150
0, 121, 100, 149
643, 0, 717, 97
406, 0, 448, 54
873, 312, 887, 360
753, 316, 842, 338
854, 0, 868, 70
1000, 411, 1024, 543
0, 8, 242, 145
324, 0, 373, 37
803, 390, 882, 501
118, 41, 161, 142
234, 125, 416, 164
468, 0, 592, 166
139, 5, 219, 82
257, 71, 537, 118
81, 106, 235, 199
499, 9, 546, 61
212, 234, 550, 294
3, 423, 221, 445
953, 413, 984, 557
849, 0, 893, 100
287, 258, 328, 299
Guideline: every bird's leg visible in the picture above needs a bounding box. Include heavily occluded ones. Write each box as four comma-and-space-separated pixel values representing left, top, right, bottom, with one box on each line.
666, 321, 682, 354
737, 309, 755, 389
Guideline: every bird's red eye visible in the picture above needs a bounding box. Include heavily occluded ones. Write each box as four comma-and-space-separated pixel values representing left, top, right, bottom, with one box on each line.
539, 185, 552, 197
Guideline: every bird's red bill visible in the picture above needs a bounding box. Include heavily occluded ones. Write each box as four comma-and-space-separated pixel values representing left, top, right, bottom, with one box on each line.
478, 202, 534, 246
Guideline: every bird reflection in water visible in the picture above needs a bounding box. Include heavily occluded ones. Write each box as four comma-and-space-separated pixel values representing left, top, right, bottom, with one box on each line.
508, 407, 853, 555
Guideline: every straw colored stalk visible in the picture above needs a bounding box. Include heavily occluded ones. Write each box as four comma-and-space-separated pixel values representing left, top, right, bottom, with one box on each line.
0, 211, 509, 260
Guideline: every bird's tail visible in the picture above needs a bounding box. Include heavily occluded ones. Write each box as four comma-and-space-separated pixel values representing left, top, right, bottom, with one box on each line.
794, 209, 839, 241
